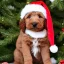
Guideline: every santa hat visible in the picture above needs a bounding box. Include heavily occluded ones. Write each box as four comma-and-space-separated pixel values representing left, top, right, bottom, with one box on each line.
20, 1, 58, 53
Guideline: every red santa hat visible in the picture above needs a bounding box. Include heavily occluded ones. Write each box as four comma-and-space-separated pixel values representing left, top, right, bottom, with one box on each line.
20, 1, 58, 53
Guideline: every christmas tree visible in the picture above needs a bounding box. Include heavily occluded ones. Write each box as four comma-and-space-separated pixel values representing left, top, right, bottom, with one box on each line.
0, 0, 26, 62
0, 0, 64, 63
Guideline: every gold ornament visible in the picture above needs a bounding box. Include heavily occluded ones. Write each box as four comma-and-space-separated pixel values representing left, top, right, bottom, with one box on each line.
27, 2, 29, 4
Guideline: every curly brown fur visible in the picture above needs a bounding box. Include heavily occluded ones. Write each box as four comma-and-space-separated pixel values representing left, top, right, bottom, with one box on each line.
14, 12, 52, 64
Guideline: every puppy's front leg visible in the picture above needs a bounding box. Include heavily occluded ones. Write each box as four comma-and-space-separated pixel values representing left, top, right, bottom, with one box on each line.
40, 41, 52, 64
21, 43, 32, 64
21, 34, 33, 64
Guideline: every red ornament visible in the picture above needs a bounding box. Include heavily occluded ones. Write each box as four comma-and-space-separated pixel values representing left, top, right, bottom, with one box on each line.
62, 28, 64, 32
60, 60, 64, 64
36, 0, 42, 1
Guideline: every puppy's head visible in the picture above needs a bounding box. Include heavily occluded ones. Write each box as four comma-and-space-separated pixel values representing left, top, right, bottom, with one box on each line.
19, 12, 46, 32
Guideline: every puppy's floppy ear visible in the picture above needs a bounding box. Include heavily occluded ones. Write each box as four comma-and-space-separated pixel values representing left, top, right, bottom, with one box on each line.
19, 19, 26, 32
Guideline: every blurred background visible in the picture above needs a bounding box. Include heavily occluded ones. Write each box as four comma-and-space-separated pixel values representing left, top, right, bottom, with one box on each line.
0, 0, 64, 63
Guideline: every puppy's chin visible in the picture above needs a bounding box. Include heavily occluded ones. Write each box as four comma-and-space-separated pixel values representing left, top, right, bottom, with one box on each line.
28, 28, 44, 32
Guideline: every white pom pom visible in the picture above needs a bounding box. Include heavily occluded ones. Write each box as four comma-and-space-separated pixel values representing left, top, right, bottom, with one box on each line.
50, 45, 58, 53
51, 57, 57, 64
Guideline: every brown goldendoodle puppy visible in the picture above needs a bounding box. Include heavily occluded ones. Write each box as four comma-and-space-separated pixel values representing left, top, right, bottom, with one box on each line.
14, 1, 58, 64
14, 11, 52, 64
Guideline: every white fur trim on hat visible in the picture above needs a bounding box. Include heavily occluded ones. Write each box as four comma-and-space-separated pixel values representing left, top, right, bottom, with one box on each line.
20, 4, 47, 19
50, 45, 58, 53
25, 29, 47, 38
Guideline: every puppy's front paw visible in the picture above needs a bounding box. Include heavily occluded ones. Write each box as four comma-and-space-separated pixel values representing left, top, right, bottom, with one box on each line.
24, 61, 32, 64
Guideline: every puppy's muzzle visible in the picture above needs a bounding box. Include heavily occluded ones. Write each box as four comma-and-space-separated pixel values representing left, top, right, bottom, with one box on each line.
32, 22, 38, 28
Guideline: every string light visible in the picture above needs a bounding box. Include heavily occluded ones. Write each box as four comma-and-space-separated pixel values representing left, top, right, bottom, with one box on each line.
63, 44, 64, 45
2, 17, 4, 21
27, 1, 30, 4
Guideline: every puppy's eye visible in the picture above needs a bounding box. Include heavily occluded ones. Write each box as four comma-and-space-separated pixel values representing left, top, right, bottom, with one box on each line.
38, 14, 42, 18
27, 15, 31, 18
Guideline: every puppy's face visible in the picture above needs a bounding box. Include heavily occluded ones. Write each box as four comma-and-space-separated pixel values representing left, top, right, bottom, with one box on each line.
24, 12, 45, 32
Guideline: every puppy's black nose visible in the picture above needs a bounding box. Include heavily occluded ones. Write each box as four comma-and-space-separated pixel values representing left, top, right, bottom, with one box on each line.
32, 22, 37, 27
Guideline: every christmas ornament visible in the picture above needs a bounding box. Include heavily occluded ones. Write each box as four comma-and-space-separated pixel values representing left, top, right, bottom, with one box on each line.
62, 28, 64, 32
20, 1, 58, 53
60, 60, 64, 64
27, 2, 30, 4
